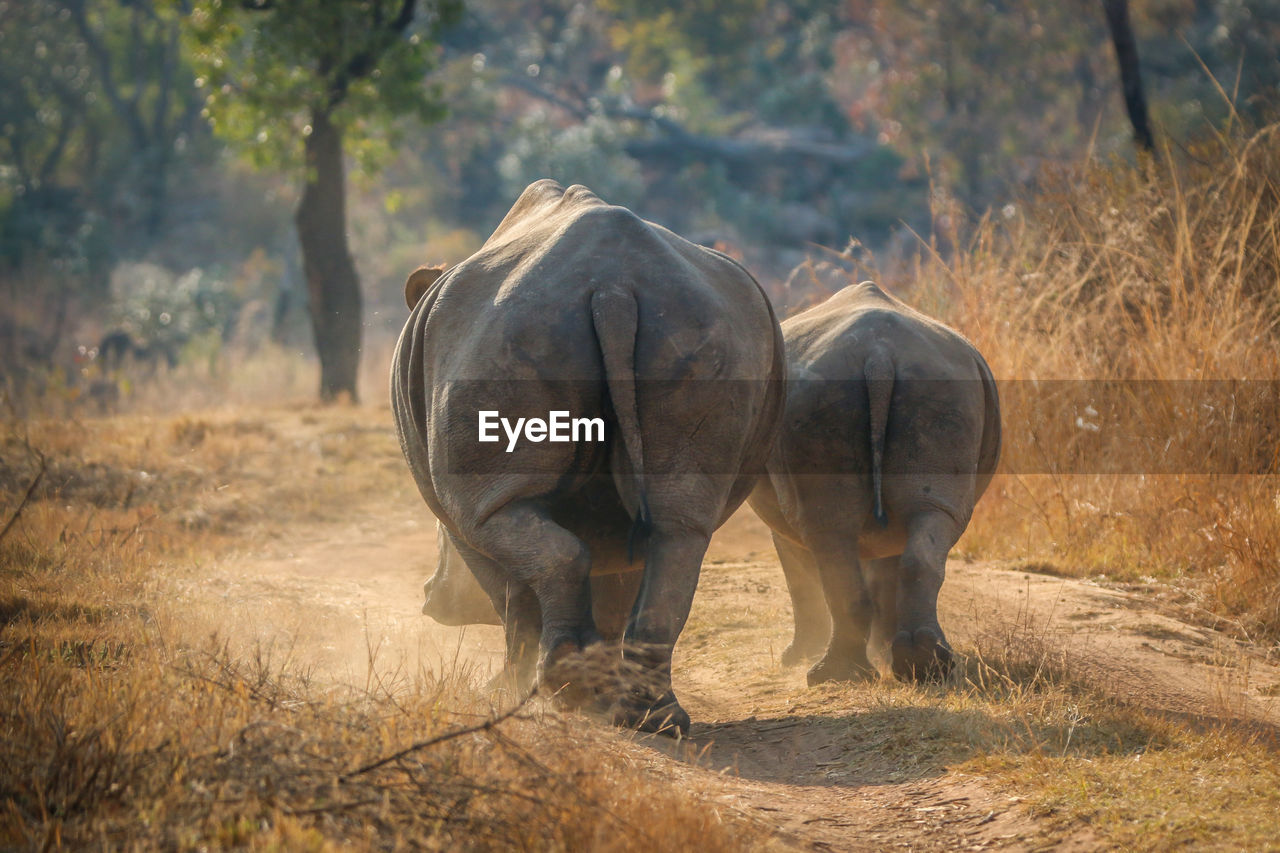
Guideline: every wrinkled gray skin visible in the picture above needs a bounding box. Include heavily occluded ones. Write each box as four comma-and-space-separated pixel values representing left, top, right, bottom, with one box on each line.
748, 282, 1001, 684
391, 180, 785, 735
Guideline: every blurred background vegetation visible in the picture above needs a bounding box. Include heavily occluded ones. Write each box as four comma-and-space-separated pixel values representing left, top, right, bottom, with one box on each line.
1, 0, 1278, 406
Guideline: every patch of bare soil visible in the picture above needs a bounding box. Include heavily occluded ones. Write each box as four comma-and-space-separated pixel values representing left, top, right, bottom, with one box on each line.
187, 495, 1280, 850
942, 561, 1280, 731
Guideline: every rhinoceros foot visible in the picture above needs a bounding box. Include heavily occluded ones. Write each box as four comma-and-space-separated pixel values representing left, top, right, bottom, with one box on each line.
485, 664, 535, 700
781, 636, 826, 668
891, 627, 953, 682
539, 631, 611, 708
806, 650, 877, 686
613, 690, 690, 737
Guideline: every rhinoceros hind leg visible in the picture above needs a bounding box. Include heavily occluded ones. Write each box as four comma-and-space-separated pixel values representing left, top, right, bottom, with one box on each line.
540, 629, 609, 709
772, 533, 831, 666
889, 510, 962, 682
804, 531, 876, 685
460, 501, 599, 697
620, 526, 711, 736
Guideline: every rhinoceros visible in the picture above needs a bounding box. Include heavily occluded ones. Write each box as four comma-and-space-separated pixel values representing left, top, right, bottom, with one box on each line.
391, 180, 785, 734
748, 281, 1001, 684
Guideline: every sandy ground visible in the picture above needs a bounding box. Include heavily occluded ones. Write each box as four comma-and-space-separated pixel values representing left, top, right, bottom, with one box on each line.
184, 493, 1280, 851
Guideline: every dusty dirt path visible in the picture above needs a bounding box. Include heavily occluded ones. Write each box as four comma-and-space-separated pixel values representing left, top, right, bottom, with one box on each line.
190, 491, 1280, 851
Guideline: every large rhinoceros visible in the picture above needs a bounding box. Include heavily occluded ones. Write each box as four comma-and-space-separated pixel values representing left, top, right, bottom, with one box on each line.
748, 281, 1000, 684
391, 180, 785, 734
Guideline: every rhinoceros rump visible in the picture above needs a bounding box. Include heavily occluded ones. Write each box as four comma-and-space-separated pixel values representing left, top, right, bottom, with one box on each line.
392, 181, 785, 734
748, 281, 1001, 683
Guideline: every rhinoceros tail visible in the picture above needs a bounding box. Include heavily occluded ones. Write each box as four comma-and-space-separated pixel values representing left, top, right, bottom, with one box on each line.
974, 351, 1002, 497
864, 346, 894, 528
590, 287, 651, 560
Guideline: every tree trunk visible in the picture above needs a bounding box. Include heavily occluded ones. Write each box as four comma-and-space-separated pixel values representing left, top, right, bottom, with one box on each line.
296, 109, 362, 402
1102, 0, 1155, 153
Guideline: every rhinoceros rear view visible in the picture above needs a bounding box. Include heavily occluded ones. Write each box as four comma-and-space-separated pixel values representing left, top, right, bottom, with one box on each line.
391, 180, 785, 734
749, 281, 1001, 684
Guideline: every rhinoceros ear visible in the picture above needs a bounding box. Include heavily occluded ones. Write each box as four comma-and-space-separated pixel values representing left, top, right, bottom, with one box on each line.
405, 265, 446, 310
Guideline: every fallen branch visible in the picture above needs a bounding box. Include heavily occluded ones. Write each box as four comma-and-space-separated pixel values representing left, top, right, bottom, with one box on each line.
340, 696, 532, 782
501, 73, 876, 168
0, 453, 46, 544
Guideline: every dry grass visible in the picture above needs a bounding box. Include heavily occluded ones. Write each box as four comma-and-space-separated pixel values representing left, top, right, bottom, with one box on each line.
0, 409, 767, 850
7, 401, 1280, 849
860, 124, 1280, 642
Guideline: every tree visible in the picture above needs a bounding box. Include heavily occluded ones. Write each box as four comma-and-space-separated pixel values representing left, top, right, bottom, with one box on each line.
0, 0, 201, 282
65, 0, 203, 236
866, 0, 1115, 209
185, 0, 462, 401
440, 0, 911, 252
1101, 0, 1154, 153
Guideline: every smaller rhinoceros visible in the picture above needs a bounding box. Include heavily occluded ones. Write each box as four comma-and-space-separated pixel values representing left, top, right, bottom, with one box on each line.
748, 281, 1001, 683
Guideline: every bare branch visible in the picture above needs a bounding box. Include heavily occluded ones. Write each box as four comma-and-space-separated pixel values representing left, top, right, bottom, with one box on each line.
340, 695, 531, 781
343, 0, 418, 84
1102, 0, 1155, 153
500, 73, 590, 120
389, 0, 418, 36
0, 453, 46, 544
37, 113, 72, 185
501, 76, 876, 168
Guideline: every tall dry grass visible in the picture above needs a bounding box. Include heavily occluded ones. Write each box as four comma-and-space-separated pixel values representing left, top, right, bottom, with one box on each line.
883, 124, 1280, 640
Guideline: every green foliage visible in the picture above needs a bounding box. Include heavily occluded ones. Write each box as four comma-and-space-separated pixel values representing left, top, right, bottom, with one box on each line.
104, 263, 242, 368
0, 2, 95, 200
497, 112, 643, 206
601, 0, 847, 131
0, 0, 201, 283
870, 0, 1108, 207
185, 0, 463, 173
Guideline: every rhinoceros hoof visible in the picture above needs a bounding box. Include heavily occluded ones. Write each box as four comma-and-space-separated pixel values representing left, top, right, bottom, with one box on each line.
781, 644, 807, 668
891, 628, 953, 682
806, 652, 876, 686
537, 637, 611, 701
781, 638, 825, 668
486, 665, 535, 700
614, 692, 690, 737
